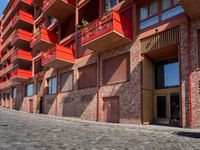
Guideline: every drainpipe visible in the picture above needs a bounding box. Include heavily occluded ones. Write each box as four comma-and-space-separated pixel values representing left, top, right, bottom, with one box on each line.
97, 54, 101, 122
187, 16, 193, 128
55, 69, 58, 116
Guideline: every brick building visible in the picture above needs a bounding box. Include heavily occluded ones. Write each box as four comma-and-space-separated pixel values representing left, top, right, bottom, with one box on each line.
0, 0, 200, 128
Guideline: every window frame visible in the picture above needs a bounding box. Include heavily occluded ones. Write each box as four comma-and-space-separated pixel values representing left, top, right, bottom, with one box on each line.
25, 83, 34, 97
155, 59, 180, 89
47, 77, 57, 95
138, 0, 182, 31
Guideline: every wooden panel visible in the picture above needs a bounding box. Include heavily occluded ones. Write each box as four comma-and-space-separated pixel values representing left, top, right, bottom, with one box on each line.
60, 71, 73, 92
103, 96, 120, 123
141, 26, 180, 54
34, 59, 43, 74
103, 53, 130, 85
143, 56, 154, 124
78, 63, 97, 89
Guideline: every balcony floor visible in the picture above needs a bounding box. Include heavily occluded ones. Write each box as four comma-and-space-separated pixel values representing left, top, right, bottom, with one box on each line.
43, 0, 75, 20
82, 31, 131, 53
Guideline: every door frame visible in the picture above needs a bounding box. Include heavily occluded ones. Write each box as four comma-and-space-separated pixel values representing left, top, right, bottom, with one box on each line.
154, 87, 179, 125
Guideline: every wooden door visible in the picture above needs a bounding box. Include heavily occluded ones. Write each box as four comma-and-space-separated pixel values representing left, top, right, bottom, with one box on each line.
103, 96, 119, 123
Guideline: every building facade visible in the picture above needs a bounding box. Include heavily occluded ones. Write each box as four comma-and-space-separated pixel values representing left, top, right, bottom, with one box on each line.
0, 0, 200, 128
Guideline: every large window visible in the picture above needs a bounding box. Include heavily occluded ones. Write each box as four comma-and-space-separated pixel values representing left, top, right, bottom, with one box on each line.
25, 83, 34, 97
78, 64, 97, 89
60, 71, 73, 92
139, 0, 184, 30
103, 53, 130, 85
47, 77, 57, 94
155, 60, 179, 89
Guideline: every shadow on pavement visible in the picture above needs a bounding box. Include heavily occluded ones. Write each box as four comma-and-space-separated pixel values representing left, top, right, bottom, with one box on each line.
173, 131, 200, 139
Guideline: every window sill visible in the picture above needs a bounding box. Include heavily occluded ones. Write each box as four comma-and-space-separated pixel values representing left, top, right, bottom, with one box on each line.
103, 79, 130, 87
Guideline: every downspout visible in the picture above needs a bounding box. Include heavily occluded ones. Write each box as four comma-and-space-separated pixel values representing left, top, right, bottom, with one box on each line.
55, 69, 58, 116
187, 16, 193, 128
97, 54, 101, 122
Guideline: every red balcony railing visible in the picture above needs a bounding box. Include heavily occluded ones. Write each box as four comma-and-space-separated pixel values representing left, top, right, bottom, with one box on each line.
2, 0, 33, 28
12, 29, 33, 50
10, 69, 32, 81
43, 0, 75, 20
30, 28, 58, 51
42, 44, 74, 68
12, 10, 33, 29
11, 49, 32, 63
0, 80, 13, 90
81, 10, 132, 53
1, 48, 15, 64
0, 64, 15, 77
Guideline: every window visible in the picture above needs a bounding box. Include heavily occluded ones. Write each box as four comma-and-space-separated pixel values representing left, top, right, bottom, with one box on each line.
139, 0, 183, 30
78, 64, 97, 89
103, 0, 122, 12
25, 83, 34, 97
103, 53, 130, 85
12, 87, 17, 99
150, 0, 158, 16
60, 71, 73, 92
155, 59, 179, 89
47, 77, 57, 94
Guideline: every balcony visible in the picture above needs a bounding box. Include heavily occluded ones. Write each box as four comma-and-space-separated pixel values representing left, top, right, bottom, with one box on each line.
42, 44, 74, 68
43, 0, 75, 20
1, 48, 15, 64
0, 80, 13, 90
11, 49, 32, 65
0, 64, 16, 77
2, 0, 33, 28
10, 69, 32, 82
30, 28, 58, 51
0, 32, 15, 52
12, 10, 33, 30
81, 10, 132, 53
1, 19, 13, 41
12, 29, 33, 50
179, 0, 200, 19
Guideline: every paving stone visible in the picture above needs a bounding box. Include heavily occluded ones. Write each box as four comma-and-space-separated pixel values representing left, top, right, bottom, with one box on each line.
0, 107, 200, 150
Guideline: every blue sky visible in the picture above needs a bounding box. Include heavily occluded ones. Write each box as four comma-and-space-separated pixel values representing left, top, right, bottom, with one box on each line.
0, 0, 9, 17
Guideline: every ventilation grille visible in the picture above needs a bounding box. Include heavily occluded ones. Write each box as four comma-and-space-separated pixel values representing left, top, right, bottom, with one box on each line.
141, 26, 180, 54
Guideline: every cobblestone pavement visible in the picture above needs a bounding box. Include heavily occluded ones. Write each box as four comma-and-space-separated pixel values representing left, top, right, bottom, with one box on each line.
0, 108, 200, 150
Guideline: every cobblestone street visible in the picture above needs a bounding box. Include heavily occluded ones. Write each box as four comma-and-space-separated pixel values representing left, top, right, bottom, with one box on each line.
0, 107, 200, 150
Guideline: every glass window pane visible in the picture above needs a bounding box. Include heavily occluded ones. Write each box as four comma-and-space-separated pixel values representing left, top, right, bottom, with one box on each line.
164, 62, 179, 87
150, 0, 158, 16
140, 5, 148, 21
104, 0, 118, 12
27, 84, 34, 96
162, 0, 171, 10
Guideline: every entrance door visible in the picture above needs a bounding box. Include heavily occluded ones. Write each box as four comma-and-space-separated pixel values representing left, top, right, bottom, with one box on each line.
39, 97, 44, 114
170, 93, 180, 126
103, 96, 119, 123
154, 92, 180, 126
155, 95, 169, 124
29, 99, 34, 113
